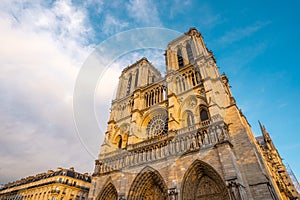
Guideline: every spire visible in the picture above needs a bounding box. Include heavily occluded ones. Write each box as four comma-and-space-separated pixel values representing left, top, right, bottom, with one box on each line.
258, 120, 275, 150
258, 120, 264, 132
258, 120, 270, 141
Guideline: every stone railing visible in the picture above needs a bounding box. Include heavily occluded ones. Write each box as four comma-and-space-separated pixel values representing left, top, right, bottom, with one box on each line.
93, 115, 229, 175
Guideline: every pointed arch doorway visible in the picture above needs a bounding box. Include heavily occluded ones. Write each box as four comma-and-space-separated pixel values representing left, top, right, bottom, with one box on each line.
181, 160, 230, 200
97, 182, 118, 200
127, 166, 168, 200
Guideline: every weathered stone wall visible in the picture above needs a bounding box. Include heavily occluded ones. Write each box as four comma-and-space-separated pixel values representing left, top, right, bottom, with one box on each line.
89, 28, 298, 200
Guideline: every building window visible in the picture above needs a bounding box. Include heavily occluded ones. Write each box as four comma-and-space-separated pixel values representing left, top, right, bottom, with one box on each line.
177, 48, 184, 68
117, 135, 122, 149
126, 73, 132, 95
186, 43, 194, 63
200, 109, 209, 121
134, 69, 139, 88
176, 77, 182, 93
145, 86, 165, 107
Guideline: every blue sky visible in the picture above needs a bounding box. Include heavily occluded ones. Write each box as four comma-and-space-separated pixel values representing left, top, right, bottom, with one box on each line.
0, 0, 299, 185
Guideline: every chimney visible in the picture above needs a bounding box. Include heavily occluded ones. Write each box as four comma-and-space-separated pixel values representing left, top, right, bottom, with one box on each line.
56, 167, 63, 171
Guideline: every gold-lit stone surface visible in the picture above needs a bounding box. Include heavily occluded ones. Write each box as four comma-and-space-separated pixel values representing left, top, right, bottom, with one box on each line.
89, 28, 299, 200
0, 167, 91, 200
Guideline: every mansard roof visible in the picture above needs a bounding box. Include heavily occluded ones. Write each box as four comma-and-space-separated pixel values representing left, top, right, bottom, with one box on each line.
0, 167, 91, 190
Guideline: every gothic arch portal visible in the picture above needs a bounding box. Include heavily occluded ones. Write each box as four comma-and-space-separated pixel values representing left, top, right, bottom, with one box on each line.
127, 166, 168, 200
97, 182, 118, 200
181, 160, 230, 200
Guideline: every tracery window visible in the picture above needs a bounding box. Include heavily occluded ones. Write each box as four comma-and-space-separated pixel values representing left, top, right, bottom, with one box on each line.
186, 42, 194, 63
146, 114, 168, 138
126, 73, 132, 95
134, 68, 139, 88
176, 69, 200, 94
177, 48, 184, 68
145, 86, 165, 107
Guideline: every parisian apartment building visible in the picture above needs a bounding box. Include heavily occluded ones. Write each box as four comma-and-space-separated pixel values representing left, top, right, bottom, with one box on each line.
0, 167, 91, 200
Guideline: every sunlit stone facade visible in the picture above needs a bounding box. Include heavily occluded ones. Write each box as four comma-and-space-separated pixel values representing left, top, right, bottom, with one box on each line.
89, 28, 299, 200
0, 167, 91, 200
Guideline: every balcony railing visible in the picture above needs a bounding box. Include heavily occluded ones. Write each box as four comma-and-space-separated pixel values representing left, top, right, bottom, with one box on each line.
93, 114, 230, 175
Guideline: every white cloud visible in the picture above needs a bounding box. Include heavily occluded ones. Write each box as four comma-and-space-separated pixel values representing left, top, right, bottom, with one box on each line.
126, 0, 162, 26
168, 0, 192, 18
0, 0, 95, 184
0, 0, 167, 185
102, 14, 129, 35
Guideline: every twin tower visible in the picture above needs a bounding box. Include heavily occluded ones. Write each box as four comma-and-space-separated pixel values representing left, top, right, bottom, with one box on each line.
89, 28, 298, 200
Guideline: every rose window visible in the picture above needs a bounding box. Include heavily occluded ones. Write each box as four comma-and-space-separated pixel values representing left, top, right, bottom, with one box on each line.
146, 114, 168, 138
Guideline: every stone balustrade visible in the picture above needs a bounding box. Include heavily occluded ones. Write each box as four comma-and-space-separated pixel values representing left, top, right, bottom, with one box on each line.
93, 115, 229, 175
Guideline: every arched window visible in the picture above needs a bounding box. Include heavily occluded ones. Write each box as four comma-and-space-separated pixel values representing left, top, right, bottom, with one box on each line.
134, 68, 139, 88
186, 43, 194, 63
117, 135, 122, 149
176, 77, 182, 93
126, 73, 132, 95
145, 93, 149, 107
191, 71, 196, 86
177, 48, 184, 68
182, 75, 186, 91
200, 108, 209, 121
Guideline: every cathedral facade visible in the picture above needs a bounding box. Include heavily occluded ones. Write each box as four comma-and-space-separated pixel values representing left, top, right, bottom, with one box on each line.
89, 28, 299, 200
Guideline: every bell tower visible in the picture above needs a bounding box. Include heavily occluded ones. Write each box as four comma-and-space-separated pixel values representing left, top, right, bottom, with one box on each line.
100, 57, 162, 155
165, 28, 233, 131
90, 28, 299, 200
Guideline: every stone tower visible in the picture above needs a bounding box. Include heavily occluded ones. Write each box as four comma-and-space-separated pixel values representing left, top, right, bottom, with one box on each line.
89, 28, 299, 200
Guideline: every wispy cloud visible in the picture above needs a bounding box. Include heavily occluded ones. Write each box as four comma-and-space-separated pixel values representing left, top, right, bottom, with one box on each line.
0, 0, 169, 184
215, 21, 270, 46
218, 42, 267, 72
168, 0, 191, 18
126, 0, 162, 26
278, 103, 288, 109
102, 14, 129, 35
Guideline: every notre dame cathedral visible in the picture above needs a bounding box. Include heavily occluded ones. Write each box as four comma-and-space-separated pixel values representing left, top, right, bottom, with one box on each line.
89, 28, 299, 200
